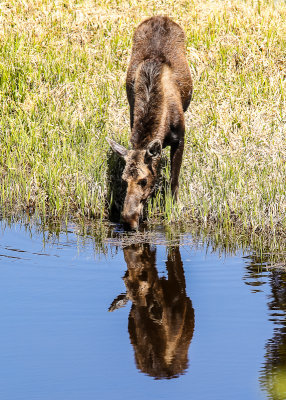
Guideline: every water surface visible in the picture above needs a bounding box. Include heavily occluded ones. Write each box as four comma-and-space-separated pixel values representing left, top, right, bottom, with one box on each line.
0, 221, 285, 400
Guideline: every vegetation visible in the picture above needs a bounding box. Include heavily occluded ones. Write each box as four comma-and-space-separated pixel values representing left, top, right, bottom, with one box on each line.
0, 0, 285, 235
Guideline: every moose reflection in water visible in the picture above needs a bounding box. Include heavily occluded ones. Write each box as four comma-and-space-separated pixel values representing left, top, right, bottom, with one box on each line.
109, 243, 194, 379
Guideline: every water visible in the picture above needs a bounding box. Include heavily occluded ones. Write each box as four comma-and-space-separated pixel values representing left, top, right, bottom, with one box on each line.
0, 221, 285, 400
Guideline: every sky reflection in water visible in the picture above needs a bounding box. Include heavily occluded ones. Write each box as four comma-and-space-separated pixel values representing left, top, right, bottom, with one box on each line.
0, 222, 285, 400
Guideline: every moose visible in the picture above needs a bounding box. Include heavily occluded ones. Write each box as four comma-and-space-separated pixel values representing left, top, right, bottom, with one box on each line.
109, 243, 194, 379
107, 16, 192, 230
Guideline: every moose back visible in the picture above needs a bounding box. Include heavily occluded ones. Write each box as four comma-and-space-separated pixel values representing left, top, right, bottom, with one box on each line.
107, 16, 192, 229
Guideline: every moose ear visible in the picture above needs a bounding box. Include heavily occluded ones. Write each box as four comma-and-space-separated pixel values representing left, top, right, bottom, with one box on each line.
108, 293, 129, 312
106, 138, 128, 158
146, 139, 162, 159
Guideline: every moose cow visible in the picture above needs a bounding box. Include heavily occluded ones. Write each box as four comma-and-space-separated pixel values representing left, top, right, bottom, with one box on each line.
107, 16, 192, 230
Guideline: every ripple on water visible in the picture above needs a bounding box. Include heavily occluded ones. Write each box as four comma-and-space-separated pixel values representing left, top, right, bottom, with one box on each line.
0, 220, 285, 400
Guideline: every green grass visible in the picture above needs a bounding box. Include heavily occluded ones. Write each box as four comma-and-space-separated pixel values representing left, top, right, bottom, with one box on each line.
0, 0, 285, 235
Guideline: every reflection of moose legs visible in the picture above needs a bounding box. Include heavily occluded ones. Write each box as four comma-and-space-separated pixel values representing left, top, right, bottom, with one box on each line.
109, 243, 194, 379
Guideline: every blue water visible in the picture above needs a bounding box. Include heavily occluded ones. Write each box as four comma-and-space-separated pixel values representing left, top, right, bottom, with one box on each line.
0, 222, 284, 400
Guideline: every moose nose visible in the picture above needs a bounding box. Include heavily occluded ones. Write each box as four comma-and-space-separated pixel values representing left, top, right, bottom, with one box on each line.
121, 213, 139, 231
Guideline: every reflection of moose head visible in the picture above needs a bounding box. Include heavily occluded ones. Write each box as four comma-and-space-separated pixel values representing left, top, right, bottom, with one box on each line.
109, 243, 194, 379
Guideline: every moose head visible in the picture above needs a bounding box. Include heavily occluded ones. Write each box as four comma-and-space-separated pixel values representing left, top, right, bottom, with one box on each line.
107, 138, 162, 230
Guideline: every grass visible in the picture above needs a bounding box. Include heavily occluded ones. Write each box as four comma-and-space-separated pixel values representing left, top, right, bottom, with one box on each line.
0, 0, 286, 236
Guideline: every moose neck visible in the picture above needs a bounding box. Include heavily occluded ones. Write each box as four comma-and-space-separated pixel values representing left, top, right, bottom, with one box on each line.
131, 60, 170, 150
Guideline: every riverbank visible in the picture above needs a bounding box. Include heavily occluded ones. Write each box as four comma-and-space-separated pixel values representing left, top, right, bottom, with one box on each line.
0, 0, 285, 234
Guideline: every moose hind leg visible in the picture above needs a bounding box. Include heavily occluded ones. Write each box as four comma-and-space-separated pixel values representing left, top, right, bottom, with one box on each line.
170, 137, 184, 200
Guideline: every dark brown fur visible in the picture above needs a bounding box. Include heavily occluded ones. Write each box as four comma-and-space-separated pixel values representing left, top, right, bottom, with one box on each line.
108, 16, 192, 229
109, 244, 194, 379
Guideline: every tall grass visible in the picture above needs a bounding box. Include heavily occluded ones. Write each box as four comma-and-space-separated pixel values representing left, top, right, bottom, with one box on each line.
0, 0, 285, 234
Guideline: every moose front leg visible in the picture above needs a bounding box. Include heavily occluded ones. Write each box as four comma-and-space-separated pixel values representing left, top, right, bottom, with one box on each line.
170, 137, 184, 200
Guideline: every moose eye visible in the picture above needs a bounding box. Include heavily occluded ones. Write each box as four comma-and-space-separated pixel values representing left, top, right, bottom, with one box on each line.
138, 178, 147, 188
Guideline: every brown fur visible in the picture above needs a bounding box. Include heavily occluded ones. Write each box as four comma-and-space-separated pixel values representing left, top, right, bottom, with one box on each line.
109, 244, 194, 379
108, 16, 192, 229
